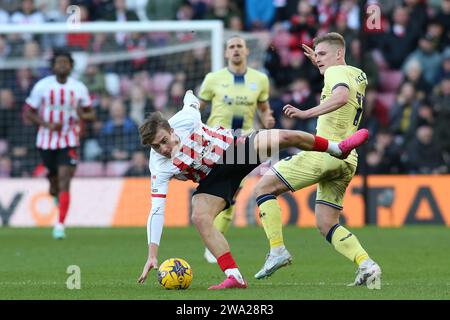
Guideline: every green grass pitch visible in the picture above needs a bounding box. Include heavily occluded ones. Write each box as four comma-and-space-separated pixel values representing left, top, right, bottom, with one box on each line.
0, 226, 449, 300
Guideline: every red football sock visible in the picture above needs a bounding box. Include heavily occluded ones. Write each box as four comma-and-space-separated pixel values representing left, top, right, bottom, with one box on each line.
217, 252, 238, 272
58, 191, 70, 224
312, 135, 329, 152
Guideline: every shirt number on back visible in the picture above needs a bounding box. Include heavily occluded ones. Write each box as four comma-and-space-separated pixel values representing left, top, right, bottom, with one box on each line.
354, 92, 364, 126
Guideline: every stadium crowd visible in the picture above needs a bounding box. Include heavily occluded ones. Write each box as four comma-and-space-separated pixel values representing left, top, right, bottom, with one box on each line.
0, 0, 449, 177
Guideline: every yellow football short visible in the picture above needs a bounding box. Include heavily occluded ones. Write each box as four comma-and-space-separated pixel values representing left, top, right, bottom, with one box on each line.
271, 151, 357, 210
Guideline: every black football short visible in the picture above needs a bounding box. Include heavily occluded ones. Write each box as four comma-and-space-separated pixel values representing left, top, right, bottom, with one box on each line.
39, 147, 79, 177
193, 132, 261, 209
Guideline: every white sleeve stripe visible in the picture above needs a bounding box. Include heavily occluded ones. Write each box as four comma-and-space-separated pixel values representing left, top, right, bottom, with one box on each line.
147, 197, 166, 245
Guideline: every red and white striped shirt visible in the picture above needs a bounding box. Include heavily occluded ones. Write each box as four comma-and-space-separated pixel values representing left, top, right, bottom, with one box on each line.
25, 75, 92, 150
147, 99, 234, 245
149, 103, 234, 195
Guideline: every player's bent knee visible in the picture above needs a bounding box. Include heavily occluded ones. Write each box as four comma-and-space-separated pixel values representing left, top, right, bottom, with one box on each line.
316, 220, 337, 237
191, 211, 212, 229
254, 182, 273, 198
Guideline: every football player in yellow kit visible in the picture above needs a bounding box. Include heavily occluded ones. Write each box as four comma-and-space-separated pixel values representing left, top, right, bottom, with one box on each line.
198, 35, 275, 263
253, 32, 382, 290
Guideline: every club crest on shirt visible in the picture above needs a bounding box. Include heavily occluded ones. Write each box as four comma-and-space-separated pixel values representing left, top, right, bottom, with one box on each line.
223, 95, 233, 105
249, 82, 257, 90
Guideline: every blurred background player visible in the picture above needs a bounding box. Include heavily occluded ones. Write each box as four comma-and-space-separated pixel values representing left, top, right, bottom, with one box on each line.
253, 33, 382, 289
24, 50, 95, 239
199, 35, 275, 263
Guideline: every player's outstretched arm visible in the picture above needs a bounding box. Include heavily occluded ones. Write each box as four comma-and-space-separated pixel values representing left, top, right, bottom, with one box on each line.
139, 171, 168, 284
283, 86, 349, 119
138, 243, 159, 283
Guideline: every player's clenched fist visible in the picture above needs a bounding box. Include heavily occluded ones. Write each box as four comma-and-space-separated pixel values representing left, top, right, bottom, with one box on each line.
283, 104, 308, 120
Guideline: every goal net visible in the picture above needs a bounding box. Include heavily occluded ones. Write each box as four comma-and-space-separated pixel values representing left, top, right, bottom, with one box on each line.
0, 21, 274, 227
0, 21, 268, 178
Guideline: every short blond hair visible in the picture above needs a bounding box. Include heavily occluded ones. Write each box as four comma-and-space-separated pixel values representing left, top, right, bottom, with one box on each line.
226, 35, 247, 47
313, 32, 345, 48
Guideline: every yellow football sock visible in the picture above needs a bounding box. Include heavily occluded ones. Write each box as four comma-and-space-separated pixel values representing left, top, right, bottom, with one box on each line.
327, 224, 369, 266
213, 205, 235, 235
256, 194, 284, 248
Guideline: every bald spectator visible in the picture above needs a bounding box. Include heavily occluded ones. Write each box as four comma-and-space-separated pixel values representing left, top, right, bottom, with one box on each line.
127, 86, 155, 126
402, 34, 443, 86
98, 98, 140, 161
403, 59, 431, 100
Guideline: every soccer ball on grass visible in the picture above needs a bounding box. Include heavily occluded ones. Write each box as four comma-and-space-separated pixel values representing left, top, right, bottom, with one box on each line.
157, 258, 193, 289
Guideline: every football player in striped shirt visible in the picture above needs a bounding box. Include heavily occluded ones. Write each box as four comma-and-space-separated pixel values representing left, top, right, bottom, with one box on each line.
136, 90, 368, 290
24, 50, 95, 239
198, 35, 275, 264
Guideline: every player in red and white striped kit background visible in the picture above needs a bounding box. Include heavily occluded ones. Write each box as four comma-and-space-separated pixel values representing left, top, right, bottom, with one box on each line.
24, 50, 95, 239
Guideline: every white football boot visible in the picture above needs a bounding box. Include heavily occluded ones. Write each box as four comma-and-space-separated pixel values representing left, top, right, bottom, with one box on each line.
348, 258, 382, 290
254, 248, 292, 279
52, 223, 66, 240
204, 248, 217, 264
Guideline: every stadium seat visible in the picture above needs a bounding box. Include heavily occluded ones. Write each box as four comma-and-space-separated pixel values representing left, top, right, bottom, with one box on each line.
379, 70, 403, 93
376, 92, 397, 110
75, 162, 104, 177
154, 93, 168, 110
105, 161, 131, 177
